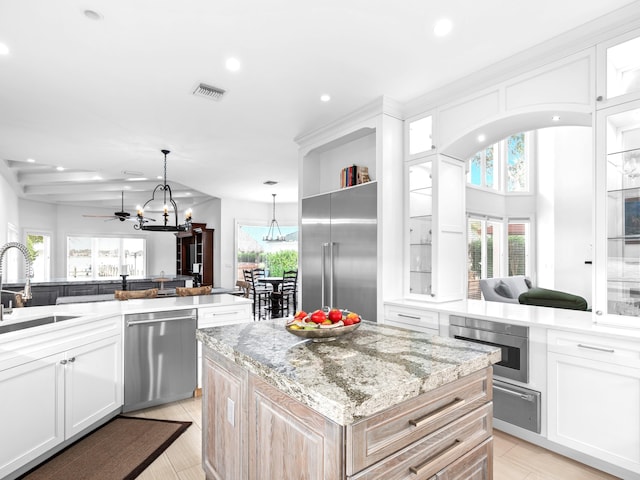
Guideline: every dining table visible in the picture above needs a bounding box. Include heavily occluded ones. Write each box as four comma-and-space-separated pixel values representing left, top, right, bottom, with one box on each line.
258, 277, 284, 318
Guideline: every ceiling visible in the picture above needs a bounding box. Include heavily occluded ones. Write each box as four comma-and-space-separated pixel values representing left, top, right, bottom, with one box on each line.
0, 1, 638, 216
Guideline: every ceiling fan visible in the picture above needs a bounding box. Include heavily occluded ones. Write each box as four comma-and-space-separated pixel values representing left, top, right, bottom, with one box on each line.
82, 191, 155, 223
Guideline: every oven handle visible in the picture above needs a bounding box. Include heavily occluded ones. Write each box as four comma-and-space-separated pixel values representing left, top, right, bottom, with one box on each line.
494, 384, 536, 402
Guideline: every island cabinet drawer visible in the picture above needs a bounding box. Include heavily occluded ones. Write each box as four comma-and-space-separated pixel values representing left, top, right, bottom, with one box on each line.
198, 305, 252, 328
384, 305, 439, 333
346, 367, 492, 475
348, 403, 492, 480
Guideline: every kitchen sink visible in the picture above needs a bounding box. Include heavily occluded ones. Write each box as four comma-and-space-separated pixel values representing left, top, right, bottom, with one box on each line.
0, 314, 80, 334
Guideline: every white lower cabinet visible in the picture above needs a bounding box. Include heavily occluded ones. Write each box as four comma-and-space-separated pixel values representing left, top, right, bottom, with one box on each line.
0, 318, 122, 479
0, 352, 65, 478
64, 335, 123, 437
547, 329, 640, 475
197, 303, 252, 388
384, 304, 439, 334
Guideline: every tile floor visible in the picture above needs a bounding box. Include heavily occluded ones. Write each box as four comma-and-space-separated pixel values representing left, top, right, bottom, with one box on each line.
130, 397, 620, 479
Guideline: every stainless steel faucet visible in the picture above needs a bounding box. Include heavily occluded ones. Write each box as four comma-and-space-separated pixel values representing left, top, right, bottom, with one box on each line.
0, 242, 33, 321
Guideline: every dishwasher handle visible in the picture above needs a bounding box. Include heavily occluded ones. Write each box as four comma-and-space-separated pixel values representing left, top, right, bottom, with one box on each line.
127, 315, 196, 327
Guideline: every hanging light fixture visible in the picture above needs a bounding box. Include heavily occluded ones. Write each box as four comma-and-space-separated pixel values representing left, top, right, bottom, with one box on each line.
134, 149, 193, 232
263, 193, 286, 242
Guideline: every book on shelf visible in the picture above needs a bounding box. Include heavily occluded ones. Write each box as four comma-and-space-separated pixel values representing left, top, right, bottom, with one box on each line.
340, 165, 370, 188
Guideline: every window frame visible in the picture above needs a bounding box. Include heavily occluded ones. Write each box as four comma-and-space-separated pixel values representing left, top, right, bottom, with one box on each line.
66, 235, 146, 280
467, 214, 533, 299
466, 131, 534, 195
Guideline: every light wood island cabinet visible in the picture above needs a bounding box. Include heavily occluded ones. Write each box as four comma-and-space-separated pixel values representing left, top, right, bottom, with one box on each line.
197, 321, 500, 480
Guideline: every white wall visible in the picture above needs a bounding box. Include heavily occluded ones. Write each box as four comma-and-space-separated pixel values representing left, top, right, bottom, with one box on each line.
0, 173, 19, 245
536, 126, 593, 305
220, 198, 298, 289
18, 199, 176, 279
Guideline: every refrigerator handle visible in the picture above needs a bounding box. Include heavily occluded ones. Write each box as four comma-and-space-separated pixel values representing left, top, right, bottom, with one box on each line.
329, 242, 335, 308
321, 242, 329, 306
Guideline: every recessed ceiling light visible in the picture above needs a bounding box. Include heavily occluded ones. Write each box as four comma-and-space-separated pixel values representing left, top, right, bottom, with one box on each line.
91, 175, 102, 180
226, 57, 241, 72
477, 134, 486, 142
83, 9, 103, 21
126, 177, 148, 182
26, 158, 35, 163
320, 94, 331, 102
56, 166, 64, 171
433, 18, 453, 37
157, 175, 163, 180
0, 43, 9, 55
552, 115, 561, 121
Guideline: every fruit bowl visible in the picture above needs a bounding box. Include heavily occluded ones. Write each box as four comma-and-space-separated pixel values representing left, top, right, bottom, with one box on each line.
285, 321, 361, 342
285, 308, 362, 342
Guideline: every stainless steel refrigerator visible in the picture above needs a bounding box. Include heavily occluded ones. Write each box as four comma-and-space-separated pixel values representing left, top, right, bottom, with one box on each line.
301, 182, 377, 321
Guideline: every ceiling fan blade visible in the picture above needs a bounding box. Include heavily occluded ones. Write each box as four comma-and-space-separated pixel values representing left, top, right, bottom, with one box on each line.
83, 214, 118, 218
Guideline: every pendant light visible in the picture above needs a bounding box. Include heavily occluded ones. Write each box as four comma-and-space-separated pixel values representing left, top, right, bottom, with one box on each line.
134, 149, 193, 232
263, 193, 285, 242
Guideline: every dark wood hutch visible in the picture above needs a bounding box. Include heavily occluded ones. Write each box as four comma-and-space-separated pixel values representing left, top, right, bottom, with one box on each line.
176, 222, 214, 286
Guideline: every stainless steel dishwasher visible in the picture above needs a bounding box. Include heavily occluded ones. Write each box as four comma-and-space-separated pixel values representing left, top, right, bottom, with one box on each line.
123, 309, 197, 412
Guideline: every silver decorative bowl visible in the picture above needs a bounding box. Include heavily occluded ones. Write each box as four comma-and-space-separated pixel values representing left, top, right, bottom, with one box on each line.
285, 322, 361, 342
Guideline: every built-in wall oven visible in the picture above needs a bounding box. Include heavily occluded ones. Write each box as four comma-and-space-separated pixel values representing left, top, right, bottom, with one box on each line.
449, 315, 541, 433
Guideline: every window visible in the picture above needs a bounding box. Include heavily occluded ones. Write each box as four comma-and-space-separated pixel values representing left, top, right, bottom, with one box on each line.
26, 233, 51, 282
236, 224, 298, 280
67, 236, 145, 279
468, 145, 496, 190
467, 216, 530, 299
508, 221, 530, 277
467, 132, 531, 193
507, 133, 528, 192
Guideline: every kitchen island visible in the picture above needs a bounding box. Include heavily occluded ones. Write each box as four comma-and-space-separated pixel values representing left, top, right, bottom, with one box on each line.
197, 320, 501, 479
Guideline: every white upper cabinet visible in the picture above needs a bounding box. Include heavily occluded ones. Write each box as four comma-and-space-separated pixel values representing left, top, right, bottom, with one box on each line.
597, 99, 640, 318
598, 29, 640, 107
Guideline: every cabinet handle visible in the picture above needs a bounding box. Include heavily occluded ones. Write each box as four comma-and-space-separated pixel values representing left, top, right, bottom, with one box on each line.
398, 313, 420, 320
68, 357, 76, 363
60, 359, 67, 365
409, 439, 460, 475
577, 343, 615, 353
409, 397, 464, 428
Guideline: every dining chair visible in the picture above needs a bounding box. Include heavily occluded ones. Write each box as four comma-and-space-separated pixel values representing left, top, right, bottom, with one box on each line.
273, 270, 298, 317
243, 269, 272, 320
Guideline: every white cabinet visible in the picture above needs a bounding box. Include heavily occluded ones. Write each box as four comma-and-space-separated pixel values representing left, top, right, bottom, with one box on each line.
64, 335, 122, 438
547, 329, 640, 474
197, 303, 252, 388
384, 303, 439, 334
405, 153, 466, 302
0, 352, 64, 478
0, 316, 122, 479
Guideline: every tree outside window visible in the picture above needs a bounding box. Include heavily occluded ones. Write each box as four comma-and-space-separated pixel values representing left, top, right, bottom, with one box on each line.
237, 225, 298, 280
468, 132, 530, 193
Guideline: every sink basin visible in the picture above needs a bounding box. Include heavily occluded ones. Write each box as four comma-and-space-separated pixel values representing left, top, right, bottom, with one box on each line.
0, 314, 80, 334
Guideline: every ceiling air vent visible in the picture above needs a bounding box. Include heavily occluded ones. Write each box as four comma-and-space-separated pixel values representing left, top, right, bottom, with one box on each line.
193, 83, 226, 101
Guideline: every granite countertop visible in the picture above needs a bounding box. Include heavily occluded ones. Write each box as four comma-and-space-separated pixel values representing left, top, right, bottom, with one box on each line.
196, 320, 501, 426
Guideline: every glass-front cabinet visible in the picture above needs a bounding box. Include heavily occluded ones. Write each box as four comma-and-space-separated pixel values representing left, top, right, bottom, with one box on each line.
405, 152, 466, 302
604, 105, 640, 316
408, 160, 433, 295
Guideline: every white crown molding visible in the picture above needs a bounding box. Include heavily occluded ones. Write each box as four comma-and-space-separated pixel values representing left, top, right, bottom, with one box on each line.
294, 95, 403, 149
